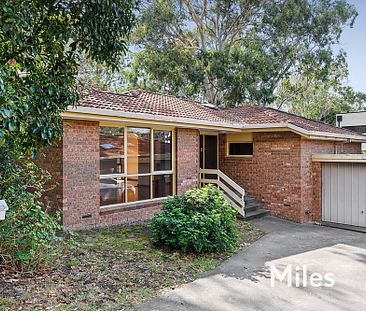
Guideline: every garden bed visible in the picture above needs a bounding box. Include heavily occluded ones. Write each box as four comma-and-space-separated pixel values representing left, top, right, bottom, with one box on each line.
0, 220, 263, 310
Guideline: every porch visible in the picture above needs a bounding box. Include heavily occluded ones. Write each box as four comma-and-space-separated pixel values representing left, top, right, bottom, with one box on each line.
199, 132, 269, 220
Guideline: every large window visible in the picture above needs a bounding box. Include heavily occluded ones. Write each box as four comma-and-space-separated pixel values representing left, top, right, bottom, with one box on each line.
100, 126, 174, 207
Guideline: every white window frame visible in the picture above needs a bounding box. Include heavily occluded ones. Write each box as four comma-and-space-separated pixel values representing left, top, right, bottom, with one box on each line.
99, 125, 176, 209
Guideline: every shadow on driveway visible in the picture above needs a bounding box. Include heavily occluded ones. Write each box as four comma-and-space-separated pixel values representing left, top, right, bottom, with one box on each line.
130, 216, 366, 311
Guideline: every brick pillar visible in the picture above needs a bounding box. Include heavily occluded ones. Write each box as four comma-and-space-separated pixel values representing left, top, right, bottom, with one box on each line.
176, 128, 200, 194
62, 120, 100, 230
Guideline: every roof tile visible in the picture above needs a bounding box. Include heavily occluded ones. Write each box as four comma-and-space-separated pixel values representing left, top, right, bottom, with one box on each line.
77, 90, 365, 139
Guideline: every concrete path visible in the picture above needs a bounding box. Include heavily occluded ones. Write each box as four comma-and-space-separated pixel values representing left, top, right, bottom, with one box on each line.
131, 217, 366, 311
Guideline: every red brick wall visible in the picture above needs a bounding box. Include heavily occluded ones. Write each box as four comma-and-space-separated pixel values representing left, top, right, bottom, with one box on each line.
62, 120, 100, 230
61, 120, 166, 231
176, 128, 200, 194
35, 143, 64, 215
42, 119, 362, 228
220, 132, 362, 223
220, 132, 303, 222
302, 140, 361, 222
40, 122, 202, 231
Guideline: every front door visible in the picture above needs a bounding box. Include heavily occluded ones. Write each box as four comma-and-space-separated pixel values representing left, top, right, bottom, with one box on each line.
200, 135, 218, 170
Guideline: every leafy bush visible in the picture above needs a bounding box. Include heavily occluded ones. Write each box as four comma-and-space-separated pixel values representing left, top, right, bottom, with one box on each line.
0, 158, 61, 272
150, 185, 238, 253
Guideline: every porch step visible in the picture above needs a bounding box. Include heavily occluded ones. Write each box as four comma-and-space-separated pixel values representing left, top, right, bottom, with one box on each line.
244, 208, 270, 220
243, 195, 269, 220
244, 202, 264, 213
244, 195, 257, 203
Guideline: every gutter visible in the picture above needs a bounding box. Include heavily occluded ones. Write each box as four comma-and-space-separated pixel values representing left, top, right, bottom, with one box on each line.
312, 153, 366, 163
64, 106, 243, 131
64, 106, 366, 142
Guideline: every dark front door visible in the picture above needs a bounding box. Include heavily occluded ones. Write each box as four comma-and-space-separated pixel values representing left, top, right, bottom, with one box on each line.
200, 135, 218, 170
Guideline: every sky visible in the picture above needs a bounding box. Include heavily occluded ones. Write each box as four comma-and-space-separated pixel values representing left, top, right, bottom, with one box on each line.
336, 0, 366, 93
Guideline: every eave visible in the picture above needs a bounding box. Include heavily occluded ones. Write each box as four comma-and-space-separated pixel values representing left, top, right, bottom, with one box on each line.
63, 107, 366, 142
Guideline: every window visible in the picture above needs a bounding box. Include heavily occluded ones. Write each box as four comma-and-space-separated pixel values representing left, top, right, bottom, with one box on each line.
153, 174, 173, 198
127, 128, 151, 174
99, 126, 174, 207
228, 142, 253, 156
154, 130, 172, 171
100, 127, 124, 175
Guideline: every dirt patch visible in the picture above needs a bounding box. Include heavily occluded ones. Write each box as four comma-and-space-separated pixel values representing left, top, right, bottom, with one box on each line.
0, 221, 263, 310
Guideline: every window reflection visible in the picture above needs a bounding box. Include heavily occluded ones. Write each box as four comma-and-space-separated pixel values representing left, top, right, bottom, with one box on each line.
100, 126, 174, 207
127, 128, 151, 174
127, 176, 150, 202
100, 177, 126, 206
154, 130, 172, 171
100, 127, 124, 175
153, 174, 173, 198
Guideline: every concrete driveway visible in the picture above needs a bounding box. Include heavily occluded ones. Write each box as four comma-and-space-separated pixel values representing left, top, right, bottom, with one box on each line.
131, 217, 366, 311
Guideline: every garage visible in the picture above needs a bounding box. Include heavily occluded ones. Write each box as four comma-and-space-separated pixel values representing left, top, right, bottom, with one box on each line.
314, 154, 366, 231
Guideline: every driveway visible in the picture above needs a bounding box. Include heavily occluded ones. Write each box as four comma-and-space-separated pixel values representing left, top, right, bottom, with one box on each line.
131, 216, 366, 311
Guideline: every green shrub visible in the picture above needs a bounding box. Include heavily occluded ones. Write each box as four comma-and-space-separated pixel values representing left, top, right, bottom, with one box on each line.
150, 184, 238, 253
0, 158, 62, 272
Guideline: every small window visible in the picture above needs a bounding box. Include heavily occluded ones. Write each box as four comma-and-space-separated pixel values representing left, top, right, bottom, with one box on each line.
228, 143, 253, 156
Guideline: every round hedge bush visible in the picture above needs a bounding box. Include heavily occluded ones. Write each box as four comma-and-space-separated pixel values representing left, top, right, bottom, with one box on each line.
150, 184, 238, 253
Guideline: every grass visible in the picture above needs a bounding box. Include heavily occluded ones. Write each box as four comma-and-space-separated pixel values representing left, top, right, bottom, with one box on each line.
0, 220, 263, 311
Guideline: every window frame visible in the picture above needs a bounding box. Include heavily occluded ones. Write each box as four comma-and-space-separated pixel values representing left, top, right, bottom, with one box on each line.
226, 141, 254, 158
99, 124, 176, 209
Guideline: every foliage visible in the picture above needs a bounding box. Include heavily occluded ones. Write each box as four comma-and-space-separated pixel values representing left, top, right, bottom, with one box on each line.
150, 185, 239, 253
0, 159, 61, 271
0, 0, 137, 157
0, 0, 137, 271
275, 63, 366, 124
77, 54, 132, 93
125, 0, 357, 106
1, 222, 262, 309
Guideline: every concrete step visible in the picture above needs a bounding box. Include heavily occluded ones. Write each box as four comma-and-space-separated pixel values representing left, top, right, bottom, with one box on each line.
244, 196, 256, 203
244, 203, 264, 213
244, 208, 270, 220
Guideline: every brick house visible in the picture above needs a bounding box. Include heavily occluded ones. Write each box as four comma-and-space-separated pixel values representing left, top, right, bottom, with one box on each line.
38, 90, 365, 231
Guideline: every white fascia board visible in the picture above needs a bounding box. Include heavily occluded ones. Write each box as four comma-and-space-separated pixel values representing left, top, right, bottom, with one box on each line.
65, 106, 243, 130
241, 122, 366, 141
65, 106, 366, 142
286, 123, 366, 142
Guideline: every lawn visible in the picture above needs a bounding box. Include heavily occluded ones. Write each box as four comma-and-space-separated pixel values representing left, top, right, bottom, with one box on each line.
0, 220, 263, 311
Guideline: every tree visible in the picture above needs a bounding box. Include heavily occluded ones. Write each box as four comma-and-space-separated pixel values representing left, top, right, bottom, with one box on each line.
128, 0, 357, 106
77, 54, 132, 94
275, 64, 351, 124
0, 0, 137, 158
0, 0, 137, 270
275, 63, 366, 124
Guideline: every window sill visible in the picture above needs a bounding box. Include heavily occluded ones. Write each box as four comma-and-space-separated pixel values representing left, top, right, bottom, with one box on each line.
100, 197, 169, 215
226, 155, 253, 159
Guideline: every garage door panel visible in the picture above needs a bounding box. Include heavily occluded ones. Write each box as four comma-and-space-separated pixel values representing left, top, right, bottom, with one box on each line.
337, 164, 346, 223
344, 164, 352, 225
322, 162, 366, 228
360, 165, 366, 227
322, 163, 331, 222
330, 163, 338, 222
353, 164, 361, 226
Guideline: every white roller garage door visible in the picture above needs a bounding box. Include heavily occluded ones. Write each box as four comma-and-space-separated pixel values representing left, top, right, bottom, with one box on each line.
322, 162, 366, 228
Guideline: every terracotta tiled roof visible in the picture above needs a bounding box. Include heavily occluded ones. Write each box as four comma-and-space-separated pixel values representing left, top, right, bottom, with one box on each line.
78, 90, 239, 126
223, 106, 360, 136
76, 90, 365, 139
